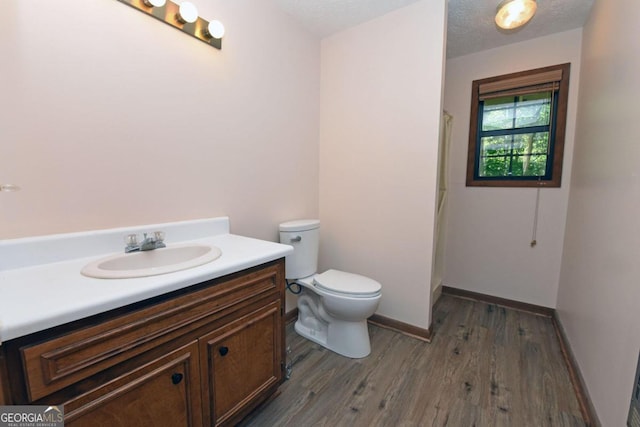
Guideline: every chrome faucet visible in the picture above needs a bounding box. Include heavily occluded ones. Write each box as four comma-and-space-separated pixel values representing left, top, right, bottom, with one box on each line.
125, 231, 166, 253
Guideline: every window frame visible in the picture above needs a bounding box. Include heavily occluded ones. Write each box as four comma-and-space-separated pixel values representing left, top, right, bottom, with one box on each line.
466, 63, 571, 188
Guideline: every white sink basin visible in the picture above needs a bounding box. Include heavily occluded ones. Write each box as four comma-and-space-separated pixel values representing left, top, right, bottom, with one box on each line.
81, 244, 222, 279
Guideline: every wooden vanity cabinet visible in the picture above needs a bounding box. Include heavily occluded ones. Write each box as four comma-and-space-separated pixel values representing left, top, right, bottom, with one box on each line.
0, 259, 286, 427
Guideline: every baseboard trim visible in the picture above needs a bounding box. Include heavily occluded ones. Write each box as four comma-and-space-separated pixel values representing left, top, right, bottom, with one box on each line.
441, 286, 598, 426
285, 308, 299, 325
442, 286, 554, 317
552, 312, 600, 427
285, 309, 431, 343
368, 314, 432, 343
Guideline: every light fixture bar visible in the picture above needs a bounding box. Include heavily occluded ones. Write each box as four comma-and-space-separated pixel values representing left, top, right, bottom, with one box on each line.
116, 0, 222, 50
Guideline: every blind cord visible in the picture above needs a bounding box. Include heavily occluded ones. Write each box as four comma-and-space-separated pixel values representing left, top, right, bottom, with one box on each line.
531, 88, 554, 248
531, 186, 540, 247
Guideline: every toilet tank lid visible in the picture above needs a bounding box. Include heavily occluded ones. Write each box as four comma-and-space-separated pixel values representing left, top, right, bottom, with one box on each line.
279, 219, 320, 232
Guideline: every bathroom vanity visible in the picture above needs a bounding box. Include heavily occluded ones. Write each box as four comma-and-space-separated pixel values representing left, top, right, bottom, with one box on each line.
0, 217, 292, 426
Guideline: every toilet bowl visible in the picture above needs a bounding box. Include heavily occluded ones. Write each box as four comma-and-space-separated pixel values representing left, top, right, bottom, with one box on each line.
279, 220, 382, 358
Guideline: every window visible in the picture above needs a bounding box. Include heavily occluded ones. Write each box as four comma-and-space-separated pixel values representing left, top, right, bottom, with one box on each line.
466, 63, 570, 187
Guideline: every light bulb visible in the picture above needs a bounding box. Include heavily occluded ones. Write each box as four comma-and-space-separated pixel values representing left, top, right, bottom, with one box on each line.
177, 2, 198, 24
495, 0, 537, 30
205, 20, 225, 39
142, 0, 166, 7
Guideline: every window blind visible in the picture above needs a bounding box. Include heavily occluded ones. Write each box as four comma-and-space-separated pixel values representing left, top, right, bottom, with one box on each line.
478, 69, 563, 100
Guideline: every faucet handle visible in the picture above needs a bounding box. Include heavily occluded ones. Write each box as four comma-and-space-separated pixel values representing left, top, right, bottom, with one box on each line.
125, 233, 138, 246
153, 231, 166, 248
124, 233, 140, 253
153, 231, 165, 243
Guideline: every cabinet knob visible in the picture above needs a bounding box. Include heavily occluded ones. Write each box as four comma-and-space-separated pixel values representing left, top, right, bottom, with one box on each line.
219, 346, 229, 356
171, 373, 184, 385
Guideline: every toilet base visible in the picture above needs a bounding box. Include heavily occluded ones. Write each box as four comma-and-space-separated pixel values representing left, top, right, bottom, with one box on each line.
294, 319, 328, 351
295, 317, 372, 359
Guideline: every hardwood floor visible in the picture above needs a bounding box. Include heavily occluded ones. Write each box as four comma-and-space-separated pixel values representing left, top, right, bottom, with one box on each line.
242, 295, 586, 426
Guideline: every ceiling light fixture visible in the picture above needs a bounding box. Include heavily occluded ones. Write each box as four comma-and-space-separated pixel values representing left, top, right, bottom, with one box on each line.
495, 0, 537, 30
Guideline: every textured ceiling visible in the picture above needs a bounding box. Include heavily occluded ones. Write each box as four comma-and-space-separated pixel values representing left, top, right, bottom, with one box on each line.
447, 0, 594, 58
273, 0, 594, 58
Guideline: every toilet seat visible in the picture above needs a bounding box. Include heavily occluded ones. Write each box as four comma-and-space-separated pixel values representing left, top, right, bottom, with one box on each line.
313, 269, 381, 298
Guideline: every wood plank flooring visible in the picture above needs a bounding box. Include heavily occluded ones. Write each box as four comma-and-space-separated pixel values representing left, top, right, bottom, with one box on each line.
242, 295, 586, 427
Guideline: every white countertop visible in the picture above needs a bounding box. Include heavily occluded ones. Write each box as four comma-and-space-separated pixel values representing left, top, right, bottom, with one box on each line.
0, 217, 293, 342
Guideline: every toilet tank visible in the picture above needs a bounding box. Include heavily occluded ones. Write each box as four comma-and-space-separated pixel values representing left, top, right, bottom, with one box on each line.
279, 219, 320, 280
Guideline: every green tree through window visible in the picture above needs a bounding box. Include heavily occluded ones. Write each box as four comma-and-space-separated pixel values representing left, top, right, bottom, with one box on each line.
466, 63, 570, 188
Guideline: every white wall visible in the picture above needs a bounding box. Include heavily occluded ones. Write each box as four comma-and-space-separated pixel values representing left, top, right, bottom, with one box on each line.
0, 0, 319, 241
557, 0, 640, 424
443, 29, 582, 308
318, 0, 446, 329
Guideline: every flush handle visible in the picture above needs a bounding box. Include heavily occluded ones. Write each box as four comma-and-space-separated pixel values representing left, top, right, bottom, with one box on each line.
290, 236, 302, 243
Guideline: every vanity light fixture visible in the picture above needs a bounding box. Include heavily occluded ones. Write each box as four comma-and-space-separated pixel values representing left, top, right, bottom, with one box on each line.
176, 1, 198, 24
495, 0, 537, 30
142, 0, 166, 7
204, 20, 225, 39
115, 0, 224, 50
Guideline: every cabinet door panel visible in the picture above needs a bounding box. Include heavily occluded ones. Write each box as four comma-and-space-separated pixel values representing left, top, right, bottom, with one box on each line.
0, 349, 10, 405
201, 301, 282, 426
65, 341, 202, 427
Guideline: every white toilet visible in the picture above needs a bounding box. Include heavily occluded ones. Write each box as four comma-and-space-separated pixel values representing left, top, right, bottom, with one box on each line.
279, 219, 382, 358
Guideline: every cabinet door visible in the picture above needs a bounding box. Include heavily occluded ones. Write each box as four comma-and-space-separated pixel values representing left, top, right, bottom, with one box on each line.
64, 341, 202, 427
201, 300, 282, 426
0, 349, 10, 405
